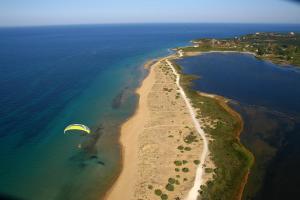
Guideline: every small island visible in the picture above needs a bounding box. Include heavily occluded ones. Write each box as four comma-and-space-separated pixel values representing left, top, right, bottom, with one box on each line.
178, 32, 300, 67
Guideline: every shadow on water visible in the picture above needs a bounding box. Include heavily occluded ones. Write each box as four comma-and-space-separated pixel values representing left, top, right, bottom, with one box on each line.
68, 125, 106, 168
55, 125, 108, 200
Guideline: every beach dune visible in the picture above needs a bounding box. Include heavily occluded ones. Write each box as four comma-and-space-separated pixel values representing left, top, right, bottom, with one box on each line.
105, 58, 210, 200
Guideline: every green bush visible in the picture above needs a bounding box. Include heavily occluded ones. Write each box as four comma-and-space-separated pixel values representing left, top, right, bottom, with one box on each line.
175, 168, 180, 172
177, 145, 184, 150
205, 168, 213, 173
166, 183, 174, 191
155, 189, 162, 196
161, 194, 168, 200
174, 161, 182, 166
184, 134, 197, 144
184, 147, 191, 151
168, 178, 176, 184
182, 160, 188, 164
193, 160, 200, 165
182, 168, 189, 173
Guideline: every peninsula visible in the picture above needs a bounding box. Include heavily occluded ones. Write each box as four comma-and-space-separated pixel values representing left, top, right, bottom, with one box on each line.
177, 32, 300, 67
106, 44, 254, 199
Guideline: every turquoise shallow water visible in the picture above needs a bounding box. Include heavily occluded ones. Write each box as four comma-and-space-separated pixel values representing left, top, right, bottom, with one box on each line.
1, 24, 300, 200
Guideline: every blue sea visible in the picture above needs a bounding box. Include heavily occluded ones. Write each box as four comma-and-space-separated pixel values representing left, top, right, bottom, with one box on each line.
1, 24, 300, 200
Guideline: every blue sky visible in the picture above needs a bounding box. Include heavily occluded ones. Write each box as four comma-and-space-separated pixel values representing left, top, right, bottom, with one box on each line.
0, 0, 300, 26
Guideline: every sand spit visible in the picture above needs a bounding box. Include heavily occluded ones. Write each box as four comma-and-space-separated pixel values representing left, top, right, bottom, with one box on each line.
105, 57, 212, 200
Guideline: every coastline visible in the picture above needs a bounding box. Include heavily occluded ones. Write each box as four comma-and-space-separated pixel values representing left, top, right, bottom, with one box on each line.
104, 60, 156, 200
106, 49, 254, 200
105, 54, 213, 200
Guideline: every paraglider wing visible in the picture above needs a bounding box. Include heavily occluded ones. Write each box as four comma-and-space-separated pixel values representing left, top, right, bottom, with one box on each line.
64, 124, 91, 134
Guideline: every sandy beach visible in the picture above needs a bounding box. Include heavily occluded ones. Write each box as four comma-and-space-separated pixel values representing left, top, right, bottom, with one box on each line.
105, 56, 213, 200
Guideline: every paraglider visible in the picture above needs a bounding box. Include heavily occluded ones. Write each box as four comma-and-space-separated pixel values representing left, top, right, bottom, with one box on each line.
64, 124, 91, 134
64, 124, 91, 148
64, 123, 106, 166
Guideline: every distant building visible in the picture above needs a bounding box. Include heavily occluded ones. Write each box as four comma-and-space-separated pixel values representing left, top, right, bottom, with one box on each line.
290, 32, 295, 36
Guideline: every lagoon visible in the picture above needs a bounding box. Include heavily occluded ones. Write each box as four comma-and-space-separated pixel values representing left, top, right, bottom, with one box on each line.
176, 52, 300, 199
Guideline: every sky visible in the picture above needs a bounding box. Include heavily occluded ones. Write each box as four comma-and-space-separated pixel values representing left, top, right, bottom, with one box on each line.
0, 0, 300, 26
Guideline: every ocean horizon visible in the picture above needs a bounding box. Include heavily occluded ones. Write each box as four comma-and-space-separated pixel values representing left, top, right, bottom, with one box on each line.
1, 23, 300, 200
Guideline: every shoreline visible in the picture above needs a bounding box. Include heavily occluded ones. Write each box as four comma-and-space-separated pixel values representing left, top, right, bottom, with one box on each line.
105, 54, 211, 200
105, 49, 253, 200
104, 59, 156, 200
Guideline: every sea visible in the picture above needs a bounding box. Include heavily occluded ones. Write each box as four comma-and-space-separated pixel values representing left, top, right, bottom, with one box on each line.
1, 24, 300, 200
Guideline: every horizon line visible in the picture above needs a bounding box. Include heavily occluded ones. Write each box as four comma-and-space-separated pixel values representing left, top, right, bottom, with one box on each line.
1, 21, 300, 29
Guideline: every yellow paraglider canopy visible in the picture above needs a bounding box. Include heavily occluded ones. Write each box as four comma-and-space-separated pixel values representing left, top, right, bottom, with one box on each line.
64, 124, 91, 134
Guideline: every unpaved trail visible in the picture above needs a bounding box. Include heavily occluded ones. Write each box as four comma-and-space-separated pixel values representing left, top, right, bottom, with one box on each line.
166, 59, 209, 200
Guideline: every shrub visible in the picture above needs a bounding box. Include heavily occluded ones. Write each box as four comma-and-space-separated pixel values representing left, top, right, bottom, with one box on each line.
193, 160, 200, 165
174, 161, 182, 166
161, 194, 168, 200
155, 189, 162, 196
166, 183, 174, 191
205, 168, 213, 173
175, 168, 180, 172
183, 178, 188, 181
175, 180, 180, 185
176, 175, 180, 178
184, 147, 192, 151
182, 168, 189, 173
182, 160, 188, 164
148, 185, 153, 190
168, 178, 176, 184
184, 134, 197, 144
177, 145, 184, 150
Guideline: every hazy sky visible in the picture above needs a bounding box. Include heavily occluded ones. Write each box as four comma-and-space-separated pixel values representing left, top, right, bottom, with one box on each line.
0, 0, 300, 26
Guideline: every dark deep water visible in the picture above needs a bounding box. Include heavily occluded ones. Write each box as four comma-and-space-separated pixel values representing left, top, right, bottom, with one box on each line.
176, 53, 300, 199
1, 24, 300, 200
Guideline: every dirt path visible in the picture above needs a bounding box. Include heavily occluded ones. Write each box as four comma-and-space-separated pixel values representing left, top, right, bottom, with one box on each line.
166, 59, 209, 200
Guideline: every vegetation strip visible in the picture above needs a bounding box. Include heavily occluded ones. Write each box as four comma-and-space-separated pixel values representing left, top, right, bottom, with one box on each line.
170, 61, 254, 200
